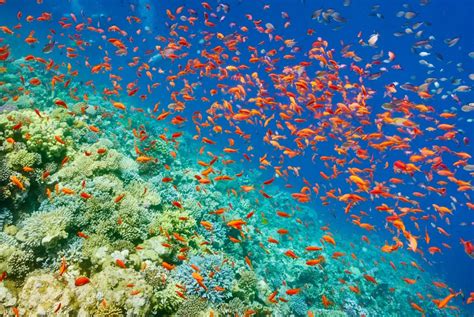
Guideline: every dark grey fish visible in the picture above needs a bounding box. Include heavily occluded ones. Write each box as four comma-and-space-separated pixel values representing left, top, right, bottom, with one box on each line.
369, 12, 384, 19
413, 39, 431, 47
444, 37, 460, 47
331, 12, 347, 23
42, 41, 56, 54
217, 3, 230, 14
311, 9, 323, 20
368, 72, 383, 80
400, 83, 418, 92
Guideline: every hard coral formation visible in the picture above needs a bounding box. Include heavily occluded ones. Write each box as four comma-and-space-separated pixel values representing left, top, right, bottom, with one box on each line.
151, 282, 184, 314
0, 242, 33, 280
232, 270, 259, 302
16, 208, 72, 249
18, 273, 77, 315
173, 255, 235, 303
0, 109, 74, 161
175, 296, 209, 317
56, 140, 123, 181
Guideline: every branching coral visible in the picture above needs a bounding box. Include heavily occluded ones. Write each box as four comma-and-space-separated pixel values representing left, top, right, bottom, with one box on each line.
151, 282, 184, 314
289, 296, 309, 317
173, 255, 235, 303
0, 208, 12, 230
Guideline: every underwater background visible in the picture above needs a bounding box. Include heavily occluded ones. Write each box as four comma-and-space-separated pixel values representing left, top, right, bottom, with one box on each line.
0, 0, 472, 316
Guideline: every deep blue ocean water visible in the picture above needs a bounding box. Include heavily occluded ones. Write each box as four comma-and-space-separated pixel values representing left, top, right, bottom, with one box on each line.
0, 0, 473, 315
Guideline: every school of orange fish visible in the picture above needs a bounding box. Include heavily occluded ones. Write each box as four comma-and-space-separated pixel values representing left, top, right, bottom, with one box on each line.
0, 0, 473, 314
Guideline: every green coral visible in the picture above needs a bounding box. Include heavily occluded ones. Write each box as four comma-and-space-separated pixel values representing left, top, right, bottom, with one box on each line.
149, 208, 196, 238
175, 296, 208, 317
5, 149, 41, 170
217, 297, 247, 316
146, 208, 211, 255
110, 239, 135, 253
151, 282, 184, 313
0, 109, 74, 161
81, 234, 111, 263
136, 236, 169, 262
143, 264, 169, 291
56, 140, 133, 182
6, 248, 34, 279
56, 141, 119, 180
16, 208, 72, 248
0, 242, 34, 279
233, 270, 258, 302
116, 209, 147, 242
95, 304, 125, 317
125, 180, 161, 207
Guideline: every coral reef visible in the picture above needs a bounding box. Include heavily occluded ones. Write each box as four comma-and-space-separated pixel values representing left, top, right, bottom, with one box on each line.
289, 296, 309, 316
0, 53, 459, 317
16, 208, 72, 249
175, 296, 209, 317
173, 255, 235, 303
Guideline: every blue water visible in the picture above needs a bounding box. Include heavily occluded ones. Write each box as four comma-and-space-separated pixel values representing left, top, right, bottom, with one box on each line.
0, 0, 473, 315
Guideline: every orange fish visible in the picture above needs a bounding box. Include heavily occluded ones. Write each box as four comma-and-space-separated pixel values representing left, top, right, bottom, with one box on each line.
10, 175, 25, 190
227, 219, 246, 230
286, 288, 300, 295
59, 257, 67, 276
75, 276, 90, 286
284, 250, 298, 259
115, 259, 126, 268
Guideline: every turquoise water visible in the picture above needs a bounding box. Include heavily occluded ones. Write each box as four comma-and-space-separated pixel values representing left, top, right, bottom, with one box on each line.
0, 0, 472, 316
